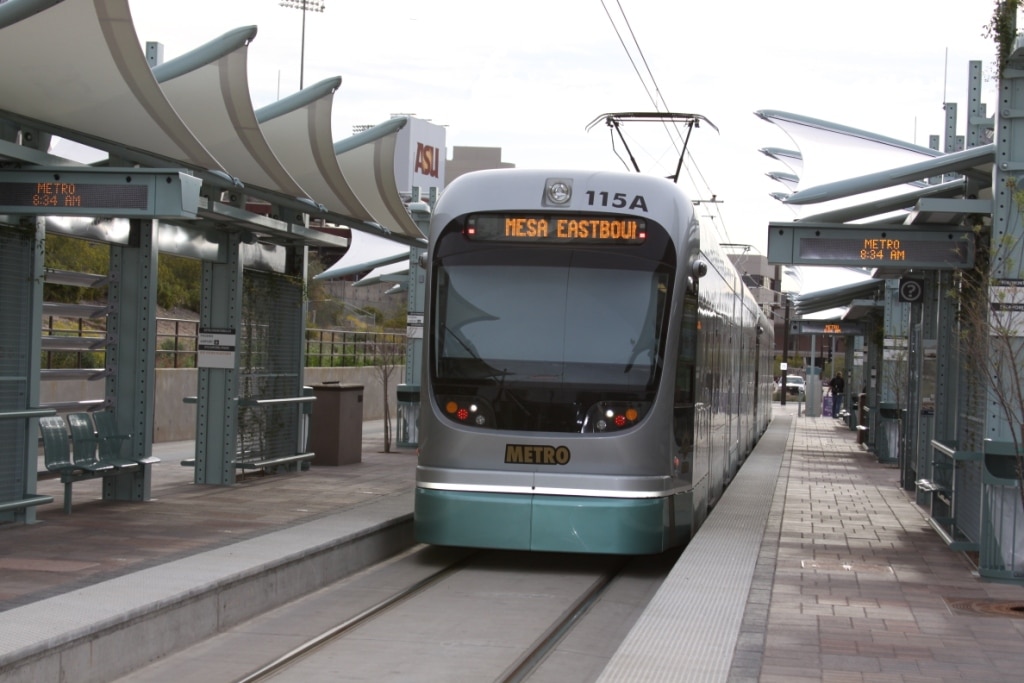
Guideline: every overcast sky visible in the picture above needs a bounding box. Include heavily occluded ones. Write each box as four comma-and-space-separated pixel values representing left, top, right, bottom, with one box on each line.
127, 0, 1003, 289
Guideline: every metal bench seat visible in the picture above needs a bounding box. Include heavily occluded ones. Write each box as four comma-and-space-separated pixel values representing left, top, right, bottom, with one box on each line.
67, 412, 139, 470
39, 415, 117, 513
92, 411, 161, 466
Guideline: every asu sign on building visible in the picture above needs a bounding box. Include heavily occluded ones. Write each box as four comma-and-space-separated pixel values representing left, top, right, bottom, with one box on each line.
394, 117, 447, 196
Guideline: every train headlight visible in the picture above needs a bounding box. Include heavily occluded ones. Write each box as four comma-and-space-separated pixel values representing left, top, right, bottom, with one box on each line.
544, 178, 572, 205
582, 401, 650, 433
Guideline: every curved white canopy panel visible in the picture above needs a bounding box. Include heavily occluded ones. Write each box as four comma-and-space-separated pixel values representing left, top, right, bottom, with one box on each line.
152, 25, 309, 200
256, 81, 422, 243
783, 144, 994, 206
334, 118, 422, 239
356, 260, 409, 286
757, 110, 940, 187
798, 180, 968, 224
316, 231, 409, 281
0, 0, 222, 172
766, 171, 799, 192
755, 110, 947, 220
759, 147, 803, 177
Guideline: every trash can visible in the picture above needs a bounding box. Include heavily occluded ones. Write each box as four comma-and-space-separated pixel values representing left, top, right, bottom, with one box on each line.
299, 385, 314, 468
396, 384, 420, 448
876, 401, 902, 464
309, 384, 363, 466
854, 394, 868, 442
979, 441, 1024, 581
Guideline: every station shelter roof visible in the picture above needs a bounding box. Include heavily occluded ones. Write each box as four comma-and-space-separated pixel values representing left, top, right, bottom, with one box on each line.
757, 109, 994, 313
0, 0, 426, 249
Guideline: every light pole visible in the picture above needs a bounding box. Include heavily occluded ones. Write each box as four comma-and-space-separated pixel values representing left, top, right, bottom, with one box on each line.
280, 0, 325, 90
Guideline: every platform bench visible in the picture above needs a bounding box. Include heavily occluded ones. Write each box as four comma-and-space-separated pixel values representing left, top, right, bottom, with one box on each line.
40, 415, 118, 514
40, 414, 158, 514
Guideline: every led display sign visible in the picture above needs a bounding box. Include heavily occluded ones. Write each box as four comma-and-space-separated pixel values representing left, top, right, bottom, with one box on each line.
790, 320, 866, 336
797, 236, 971, 265
465, 213, 646, 244
767, 222, 975, 270
0, 169, 201, 219
0, 181, 148, 210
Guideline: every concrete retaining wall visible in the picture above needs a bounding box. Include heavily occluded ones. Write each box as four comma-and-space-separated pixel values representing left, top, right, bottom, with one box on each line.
40, 366, 406, 443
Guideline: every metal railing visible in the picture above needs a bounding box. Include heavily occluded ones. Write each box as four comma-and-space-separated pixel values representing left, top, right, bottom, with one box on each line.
157, 318, 199, 368
41, 315, 106, 370
42, 317, 405, 370
305, 328, 405, 368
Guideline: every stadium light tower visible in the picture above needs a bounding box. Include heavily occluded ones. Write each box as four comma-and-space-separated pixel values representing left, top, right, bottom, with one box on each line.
280, 0, 325, 90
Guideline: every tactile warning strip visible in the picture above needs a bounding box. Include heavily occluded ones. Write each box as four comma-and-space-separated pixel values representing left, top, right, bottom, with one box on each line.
597, 415, 791, 683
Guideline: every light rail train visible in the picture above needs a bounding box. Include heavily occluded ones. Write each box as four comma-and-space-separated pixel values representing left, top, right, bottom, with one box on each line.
414, 169, 773, 554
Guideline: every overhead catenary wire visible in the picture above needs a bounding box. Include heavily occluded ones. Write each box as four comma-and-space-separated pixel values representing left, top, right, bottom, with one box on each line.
599, 0, 733, 246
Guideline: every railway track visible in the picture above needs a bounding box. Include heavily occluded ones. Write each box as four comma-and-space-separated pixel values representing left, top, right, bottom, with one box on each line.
119, 545, 679, 683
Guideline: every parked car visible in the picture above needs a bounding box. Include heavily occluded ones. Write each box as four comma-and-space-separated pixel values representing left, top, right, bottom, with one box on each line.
782, 375, 805, 396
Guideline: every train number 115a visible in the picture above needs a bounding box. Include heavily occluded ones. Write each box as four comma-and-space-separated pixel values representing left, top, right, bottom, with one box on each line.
585, 190, 648, 212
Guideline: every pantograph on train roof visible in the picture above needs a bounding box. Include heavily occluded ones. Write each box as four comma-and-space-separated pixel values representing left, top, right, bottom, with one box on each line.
585, 112, 719, 184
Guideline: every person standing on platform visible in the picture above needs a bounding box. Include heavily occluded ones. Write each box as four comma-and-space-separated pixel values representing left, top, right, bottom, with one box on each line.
828, 371, 844, 418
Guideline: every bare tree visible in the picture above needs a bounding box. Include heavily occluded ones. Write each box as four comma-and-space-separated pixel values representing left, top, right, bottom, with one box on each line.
371, 333, 405, 453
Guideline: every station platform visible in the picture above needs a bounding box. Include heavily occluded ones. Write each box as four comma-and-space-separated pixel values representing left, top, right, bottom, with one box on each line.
2, 407, 1023, 682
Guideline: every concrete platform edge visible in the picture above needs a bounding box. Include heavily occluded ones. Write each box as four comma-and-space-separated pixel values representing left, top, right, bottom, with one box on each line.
0, 491, 416, 683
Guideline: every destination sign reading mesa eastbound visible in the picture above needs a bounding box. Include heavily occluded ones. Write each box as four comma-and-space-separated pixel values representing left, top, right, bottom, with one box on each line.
466, 213, 646, 244
767, 222, 975, 270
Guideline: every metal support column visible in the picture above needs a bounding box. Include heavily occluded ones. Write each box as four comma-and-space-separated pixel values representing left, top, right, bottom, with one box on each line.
845, 334, 860, 429
876, 280, 909, 463
104, 218, 158, 501
987, 37, 1024, 445
864, 313, 881, 452
195, 233, 243, 485
0, 219, 50, 523
398, 187, 432, 448
966, 60, 990, 150
904, 300, 922, 490
913, 273, 939, 503
805, 334, 820, 416
932, 270, 959, 447
976, 29, 1024, 579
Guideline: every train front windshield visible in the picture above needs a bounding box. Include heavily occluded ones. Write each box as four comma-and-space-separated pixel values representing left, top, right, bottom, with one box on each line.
431, 219, 675, 433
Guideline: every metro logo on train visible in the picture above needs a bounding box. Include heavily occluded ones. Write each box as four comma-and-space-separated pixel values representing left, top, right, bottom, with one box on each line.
466, 213, 646, 244
504, 444, 571, 465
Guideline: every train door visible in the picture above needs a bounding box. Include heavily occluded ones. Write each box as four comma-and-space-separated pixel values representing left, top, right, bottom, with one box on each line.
741, 313, 749, 466
703, 301, 725, 506
679, 282, 712, 528
752, 315, 761, 446
675, 283, 707, 530
725, 280, 739, 482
